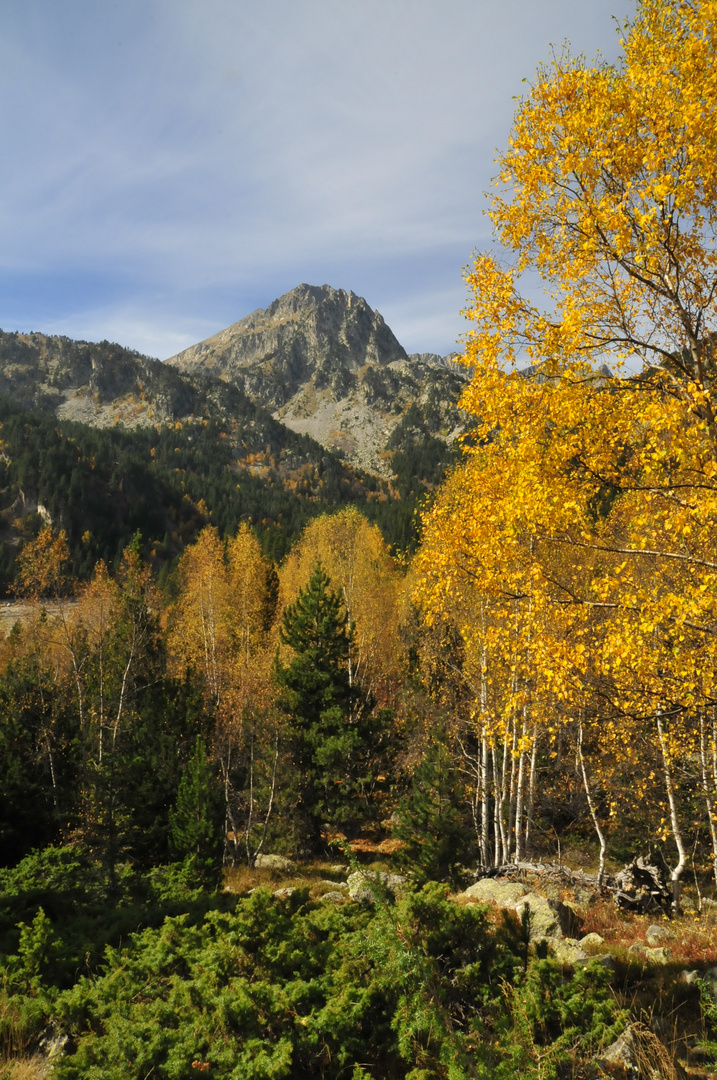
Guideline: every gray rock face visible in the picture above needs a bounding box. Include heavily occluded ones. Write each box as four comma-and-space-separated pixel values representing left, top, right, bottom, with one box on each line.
645, 923, 675, 946
254, 854, 296, 872
168, 284, 467, 476
580, 932, 605, 948
315, 880, 349, 892
552, 938, 589, 964
347, 870, 407, 903
515, 894, 582, 941
594, 1026, 637, 1074
319, 891, 347, 904
462, 879, 529, 907
460, 879, 581, 942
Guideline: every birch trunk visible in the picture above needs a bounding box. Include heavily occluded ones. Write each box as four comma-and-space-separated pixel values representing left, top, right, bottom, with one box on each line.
577, 720, 607, 886
507, 716, 518, 862
656, 710, 687, 912
699, 712, 717, 888
480, 728, 490, 869
492, 747, 501, 867
514, 708, 528, 863
525, 725, 538, 855
499, 727, 510, 863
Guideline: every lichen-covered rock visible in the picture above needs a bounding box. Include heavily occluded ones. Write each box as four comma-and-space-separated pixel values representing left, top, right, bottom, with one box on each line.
593, 1026, 638, 1076
272, 887, 296, 899
515, 893, 582, 941
315, 879, 349, 892
347, 870, 406, 903
461, 878, 529, 907
254, 854, 296, 872
552, 938, 588, 965
319, 891, 346, 904
645, 923, 675, 946
645, 946, 672, 964
580, 932, 605, 949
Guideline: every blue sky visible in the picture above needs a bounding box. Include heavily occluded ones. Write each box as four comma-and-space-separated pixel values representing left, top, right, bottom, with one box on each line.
0, 1, 634, 359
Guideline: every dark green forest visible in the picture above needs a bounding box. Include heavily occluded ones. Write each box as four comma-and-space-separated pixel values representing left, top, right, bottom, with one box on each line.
0, 394, 455, 593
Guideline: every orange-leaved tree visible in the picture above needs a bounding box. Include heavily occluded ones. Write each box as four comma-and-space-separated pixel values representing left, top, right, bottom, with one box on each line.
415, 0, 717, 899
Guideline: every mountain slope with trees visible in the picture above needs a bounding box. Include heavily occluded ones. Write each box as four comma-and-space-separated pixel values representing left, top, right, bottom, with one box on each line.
5, 4, 717, 1079
167, 283, 467, 476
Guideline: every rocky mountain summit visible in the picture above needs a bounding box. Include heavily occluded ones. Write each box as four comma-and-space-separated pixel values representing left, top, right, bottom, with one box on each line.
168, 284, 468, 475
0, 285, 468, 480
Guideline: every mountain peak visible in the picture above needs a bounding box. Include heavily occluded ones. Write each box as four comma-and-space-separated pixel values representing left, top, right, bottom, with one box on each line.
167, 284, 465, 476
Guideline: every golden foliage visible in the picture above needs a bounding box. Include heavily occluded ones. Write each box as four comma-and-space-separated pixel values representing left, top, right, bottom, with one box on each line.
278, 508, 402, 701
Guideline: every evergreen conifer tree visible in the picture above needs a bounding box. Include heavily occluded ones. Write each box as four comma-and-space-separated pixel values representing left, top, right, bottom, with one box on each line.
276, 561, 362, 850
395, 740, 473, 887
169, 735, 224, 881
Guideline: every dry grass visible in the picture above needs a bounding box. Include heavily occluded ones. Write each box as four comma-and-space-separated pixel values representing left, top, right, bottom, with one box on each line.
222, 859, 350, 896
580, 898, 717, 969
0, 1058, 48, 1080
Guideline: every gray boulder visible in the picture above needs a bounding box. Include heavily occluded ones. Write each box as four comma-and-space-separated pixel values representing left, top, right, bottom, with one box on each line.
347, 870, 406, 903
515, 893, 581, 941
593, 1026, 638, 1075
319, 891, 347, 904
315, 879, 349, 892
462, 878, 528, 907
552, 938, 588, 965
255, 854, 296, 872
645, 923, 675, 946
272, 887, 296, 899
580, 932, 605, 949
645, 946, 672, 964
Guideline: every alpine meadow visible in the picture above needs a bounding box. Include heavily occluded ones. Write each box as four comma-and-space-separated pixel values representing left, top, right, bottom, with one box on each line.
5, 2, 717, 1078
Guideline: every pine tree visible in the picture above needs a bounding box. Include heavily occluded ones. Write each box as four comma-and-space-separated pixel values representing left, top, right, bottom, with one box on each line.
169, 736, 224, 881
275, 561, 361, 851
395, 740, 473, 887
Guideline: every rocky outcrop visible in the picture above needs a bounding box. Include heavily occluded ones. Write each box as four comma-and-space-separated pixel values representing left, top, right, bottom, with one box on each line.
168, 284, 467, 476
462, 879, 528, 906
460, 877, 583, 945
347, 870, 407, 903
254, 854, 296, 872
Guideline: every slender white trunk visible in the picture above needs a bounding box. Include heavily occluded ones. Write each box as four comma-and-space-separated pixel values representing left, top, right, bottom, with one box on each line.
492, 747, 501, 867
525, 725, 538, 855
507, 716, 518, 861
699, 712, 717, 888
577, 720, 607, 886
499, 727, 510, 863
656, 710, 686, 912
252, 730, 280, 863
480, 729, 490, 868
514, 708, 527, 863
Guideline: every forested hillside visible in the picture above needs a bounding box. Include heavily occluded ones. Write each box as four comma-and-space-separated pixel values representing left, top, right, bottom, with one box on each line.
0, 393, 448, 592
4, 3, 717, 1079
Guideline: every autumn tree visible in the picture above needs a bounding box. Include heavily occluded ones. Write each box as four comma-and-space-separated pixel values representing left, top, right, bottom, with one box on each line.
167, 524, 279, 865
415, 0, 717, 897
279, 508, 402, 705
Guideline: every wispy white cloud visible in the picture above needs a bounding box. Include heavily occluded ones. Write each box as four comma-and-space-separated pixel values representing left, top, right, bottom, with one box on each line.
0, 0, 635, 355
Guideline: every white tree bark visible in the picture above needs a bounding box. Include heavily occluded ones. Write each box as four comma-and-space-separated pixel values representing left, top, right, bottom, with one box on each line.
577, 720, 607, 886
656, 709, 687, 912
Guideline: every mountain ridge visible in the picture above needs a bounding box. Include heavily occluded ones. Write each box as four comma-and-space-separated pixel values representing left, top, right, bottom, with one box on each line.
167, 284, 467, 476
